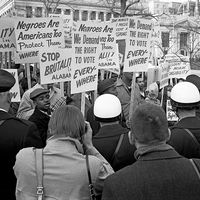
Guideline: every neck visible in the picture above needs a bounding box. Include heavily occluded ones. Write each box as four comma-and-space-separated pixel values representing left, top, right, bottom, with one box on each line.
100, 121, 119, 127
177, 109, 196, 120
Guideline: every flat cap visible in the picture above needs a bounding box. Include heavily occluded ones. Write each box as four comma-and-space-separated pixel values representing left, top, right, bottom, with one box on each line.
30, 88, 49, 100
186, 74, 200, 90
0, 69, 15, 92
98, 78, 116, 95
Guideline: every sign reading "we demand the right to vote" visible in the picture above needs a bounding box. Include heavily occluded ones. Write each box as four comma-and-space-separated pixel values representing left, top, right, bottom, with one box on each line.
14, 17, 65, 51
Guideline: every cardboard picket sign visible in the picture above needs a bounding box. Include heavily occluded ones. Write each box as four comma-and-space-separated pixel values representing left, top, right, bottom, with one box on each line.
39, 48, 72, 84
49, 13, 73, 48
97, 24, 120, 70
159, 61, 170, 89
166, 100, 178, 122
0, 18, 16, 52
71, 21, 101, 94
165, 54, 191, 79
14, 17, 65, 51
14, 50, 40, 64
4, 69, 21, 102
124, 17, 153, 72
111, 17, 129, 40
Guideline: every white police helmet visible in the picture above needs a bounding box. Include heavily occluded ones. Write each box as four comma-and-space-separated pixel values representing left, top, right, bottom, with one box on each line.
94, 94, 122, 122
170, 81, 200, 108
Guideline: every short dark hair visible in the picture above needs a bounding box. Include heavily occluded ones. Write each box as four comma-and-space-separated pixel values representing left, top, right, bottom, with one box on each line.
130, 103, 168, 144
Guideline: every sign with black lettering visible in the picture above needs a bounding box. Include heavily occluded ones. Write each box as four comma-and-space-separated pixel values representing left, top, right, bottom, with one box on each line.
0, 18, 16, 52
39, 48, 71, 84
14, 17, 65, 51
14, 50, 39, 64
124, 17, 153, 72
5, 69, 21, 102
71, 21, 102, 94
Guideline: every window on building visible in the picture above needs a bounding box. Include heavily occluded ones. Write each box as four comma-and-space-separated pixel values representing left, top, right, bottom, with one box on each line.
98, 12, 104, 21
106, 13, 111, 21
73, 10, 79, 21
180, 32, 188, 49
82, 11, 88, 21
64, 9, 71, 15
26, 6, 32, 18
162, 32, 170, 48
90, 11, 96, 20
55, 8, 61, 14
35, 7, 42, 17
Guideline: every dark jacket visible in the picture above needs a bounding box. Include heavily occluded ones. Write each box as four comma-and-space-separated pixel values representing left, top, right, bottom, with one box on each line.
93, 124, 136, 171
29, 107, 50, 146
0, 110, 44, 200
102, 149, 200, 200
168, 117, 200, 158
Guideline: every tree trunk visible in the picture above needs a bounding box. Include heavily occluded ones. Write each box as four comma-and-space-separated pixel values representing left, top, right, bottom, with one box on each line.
120, 0, 127, 16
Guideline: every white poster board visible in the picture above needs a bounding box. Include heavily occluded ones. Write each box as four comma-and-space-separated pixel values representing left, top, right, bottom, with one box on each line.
5, 69, 21, 102
0, 18, 16, 52
166, 100, 178, 122
124, 17, 153, 72
14, 50, 40, 64
14, 17, 65, 51
159, 62, 170, 89
39, 48, 72, 84
98, 23, 120, 70
71, 21, 100, 94
165, 54, 191, 79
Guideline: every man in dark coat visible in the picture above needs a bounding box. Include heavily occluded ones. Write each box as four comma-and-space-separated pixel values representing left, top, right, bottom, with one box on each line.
93, 94, 136, 171
168, 82, 200, 158
0, 69, 44, 200
29, 88, 51, 146
102, 103, 200, 200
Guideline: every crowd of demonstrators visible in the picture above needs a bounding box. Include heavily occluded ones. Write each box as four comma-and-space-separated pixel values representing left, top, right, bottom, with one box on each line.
102, 103, 200, 200
92, 94, 136, 171
2, 65, 200, 199
0, 69, 44, 200
14, 105, 114, 200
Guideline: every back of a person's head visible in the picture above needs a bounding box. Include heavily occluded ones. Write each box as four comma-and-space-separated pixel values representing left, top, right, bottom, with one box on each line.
48, 105, 85, 139
130, 103, 168, 144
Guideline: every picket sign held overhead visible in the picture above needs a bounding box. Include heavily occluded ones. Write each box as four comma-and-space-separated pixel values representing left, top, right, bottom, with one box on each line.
39, 48, 72, 85
97, 22, 120, 70
165, 54, 191, 79
14, 50, 40, 64
5, 69, 21, 102
0, 18, 16, 52
158, 61, 170, 89
71, 21, 101, 94
124, 17, 153, 72
14, 17, 65, 52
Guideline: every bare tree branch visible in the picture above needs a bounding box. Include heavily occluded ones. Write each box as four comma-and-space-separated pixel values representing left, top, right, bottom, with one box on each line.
121, 0, 140, 16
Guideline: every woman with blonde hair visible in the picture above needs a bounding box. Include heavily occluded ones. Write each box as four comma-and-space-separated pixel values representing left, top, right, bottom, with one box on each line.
14, 105, 114, 200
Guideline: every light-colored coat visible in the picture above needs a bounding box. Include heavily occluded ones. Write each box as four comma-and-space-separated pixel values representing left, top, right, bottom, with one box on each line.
14, 136, 113, 200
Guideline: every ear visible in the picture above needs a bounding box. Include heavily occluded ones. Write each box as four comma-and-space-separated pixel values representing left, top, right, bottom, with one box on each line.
128, 131, 135, 145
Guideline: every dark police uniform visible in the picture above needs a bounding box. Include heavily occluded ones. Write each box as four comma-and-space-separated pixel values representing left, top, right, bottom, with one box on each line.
0, 69, 44, 200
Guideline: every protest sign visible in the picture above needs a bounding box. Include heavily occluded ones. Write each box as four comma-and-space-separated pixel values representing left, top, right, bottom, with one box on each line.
97, 23, 120, 70
166, 100, 178, 122
111, 17, 129, 40
71, 21, 100, 94
14, 50, 39, 64
39, 48, 71, 84
159, 61, 170, 89
5, 69, 21, 102
165, 54, 191, 79
14, 17, 65, 51
49, 13, 73, 48
124, 17, 153, 72
0, 18, 16, 52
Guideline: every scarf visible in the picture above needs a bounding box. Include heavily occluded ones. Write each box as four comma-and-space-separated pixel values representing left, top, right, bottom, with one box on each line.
134, 142, 173, 160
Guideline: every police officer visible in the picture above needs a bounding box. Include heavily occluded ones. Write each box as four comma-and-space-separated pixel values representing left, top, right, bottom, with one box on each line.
168, 81, 200, 158
0, 69, 44, 200
92, 94, 136, 171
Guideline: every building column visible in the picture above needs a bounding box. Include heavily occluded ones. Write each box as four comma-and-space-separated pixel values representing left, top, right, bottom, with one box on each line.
61, 8, 65, 15
32, 6, 36, 17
